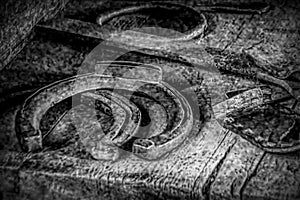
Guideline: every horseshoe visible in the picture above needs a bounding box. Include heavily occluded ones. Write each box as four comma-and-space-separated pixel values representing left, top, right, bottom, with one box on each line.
85, 81, 193, 160
15, 74, 145, 152
15, 62, 194, 161
97, 2, 207, 41
81, 91, 141, 146
79, 91, 141, 161
129, 82, 193, 160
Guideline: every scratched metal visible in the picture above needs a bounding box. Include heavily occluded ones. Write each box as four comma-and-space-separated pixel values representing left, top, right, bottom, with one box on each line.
14, 57, 197, 161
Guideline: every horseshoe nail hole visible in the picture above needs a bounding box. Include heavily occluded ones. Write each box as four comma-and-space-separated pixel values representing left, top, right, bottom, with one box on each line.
134, 139, 155, 150
97, 3, 206, 39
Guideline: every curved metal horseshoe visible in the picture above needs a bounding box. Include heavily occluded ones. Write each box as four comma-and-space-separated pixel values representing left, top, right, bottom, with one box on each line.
80, 91, 141, 146
97, 2, 207, 41
15, 74, 147, 152
131, 82, 193, 160
15, 61, 194, 161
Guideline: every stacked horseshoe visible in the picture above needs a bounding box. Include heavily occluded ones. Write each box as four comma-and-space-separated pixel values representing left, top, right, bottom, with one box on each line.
15, 61, 193, 161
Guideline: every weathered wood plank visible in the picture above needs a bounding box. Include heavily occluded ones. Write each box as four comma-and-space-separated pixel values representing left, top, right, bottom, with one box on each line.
243, 153, 300, 200
192, 127, 237, 199
0, 0, 299, 199
227, 1, 300, 76
197, 13, 252, 50
210, 137, 265, 200
0, 111, 235, 199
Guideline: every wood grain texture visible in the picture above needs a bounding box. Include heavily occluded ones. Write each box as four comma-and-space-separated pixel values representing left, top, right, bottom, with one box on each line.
210, 137, 265, 200
0, 0, 299, 199
243, 153, 300, 200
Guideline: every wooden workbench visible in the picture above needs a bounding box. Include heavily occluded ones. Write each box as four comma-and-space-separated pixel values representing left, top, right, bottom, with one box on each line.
0, 0, 299, 199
